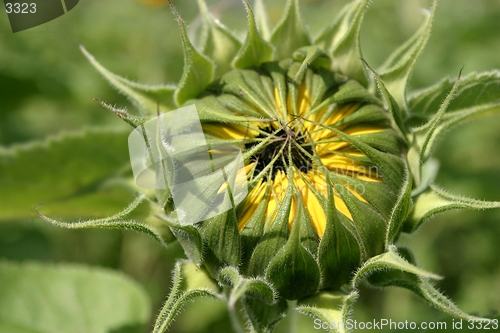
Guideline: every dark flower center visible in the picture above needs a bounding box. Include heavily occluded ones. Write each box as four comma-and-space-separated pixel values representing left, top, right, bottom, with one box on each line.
245, 125, 314, 181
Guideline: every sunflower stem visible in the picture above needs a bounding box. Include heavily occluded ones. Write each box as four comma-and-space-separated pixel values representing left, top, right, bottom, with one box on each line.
226, 287, 246, 333
285, 300, 298, 333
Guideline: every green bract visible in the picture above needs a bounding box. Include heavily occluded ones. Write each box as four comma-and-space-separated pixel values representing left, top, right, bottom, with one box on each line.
36, 0, 500, 332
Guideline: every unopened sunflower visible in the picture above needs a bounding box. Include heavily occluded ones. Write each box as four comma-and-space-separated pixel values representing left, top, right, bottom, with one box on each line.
60, 0, 500, 332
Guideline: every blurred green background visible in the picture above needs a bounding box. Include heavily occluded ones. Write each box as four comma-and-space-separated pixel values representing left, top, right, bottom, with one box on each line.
0, 0, 499, 332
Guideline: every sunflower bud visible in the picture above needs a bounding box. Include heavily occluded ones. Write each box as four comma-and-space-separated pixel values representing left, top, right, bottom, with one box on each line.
190, 54, 406, 300
77, 0, 500, 331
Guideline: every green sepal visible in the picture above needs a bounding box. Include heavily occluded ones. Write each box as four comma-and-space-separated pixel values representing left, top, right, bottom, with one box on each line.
219, 267, 276, 307
220, 68, 278, 119
171, 226, 204, 265
353, 246, 442, 287
408, 70, 463, 184
296, 197, 320, 258
334, 173, 395, 220
247, 175, 293, 277
157, 213, 204, 265
363, 60, 407, 140
404, 185, 500, 233
353, 129, 406, 156
409, 158, 440, 197
265, 195, 321, 300
270, 60, 291, 117
385, 164, 412, 245
314, 1, 351, 49
216, 93, 265, 118
80, 46, 176, 116
232, 0, 274, 69
412, 70, 463, 162
170, 3, 215, 106
217, 267, 285, 333
291, 46, 332, 82
311, 69, 340, 106
38, 194, 170, 249
408, 70, 500, 123
379, 0, 436, 113
197, 0, 241, 77
310, 79, 382, 115
328, 0, 370, 87
356, 247, 493, 324
153, 260, 220, 333
200, 208, 241, 277
331, 103, 389, 128
244, 297, 288, 333
318, 181, 360, 290
93, 98, 148, 128
240, 189, 268, 274
270, 0, 311, 60
408, 71, 500, 183
253, 0, 271, 40
328, 126, 405, 193
296, 291, 358, 333
331, 178, 386, 260
194, 95, 261, 124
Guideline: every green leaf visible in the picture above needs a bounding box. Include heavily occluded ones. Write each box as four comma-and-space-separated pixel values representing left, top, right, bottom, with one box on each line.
197, 0, 241, 77
270, 0, 311, 60
326, 0, 369, 86
153, 261, 220, 333
404, 185, 500, 233
80, 46, 176, 116
296, 291, 358, 333
36, 185, 146, 220
170, 3, 215, 106
0, 129, 130, 221
232, 0, 274, 69
0, 261, 150, 333
379, 1, 436, 113
358, 247, 494, 324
